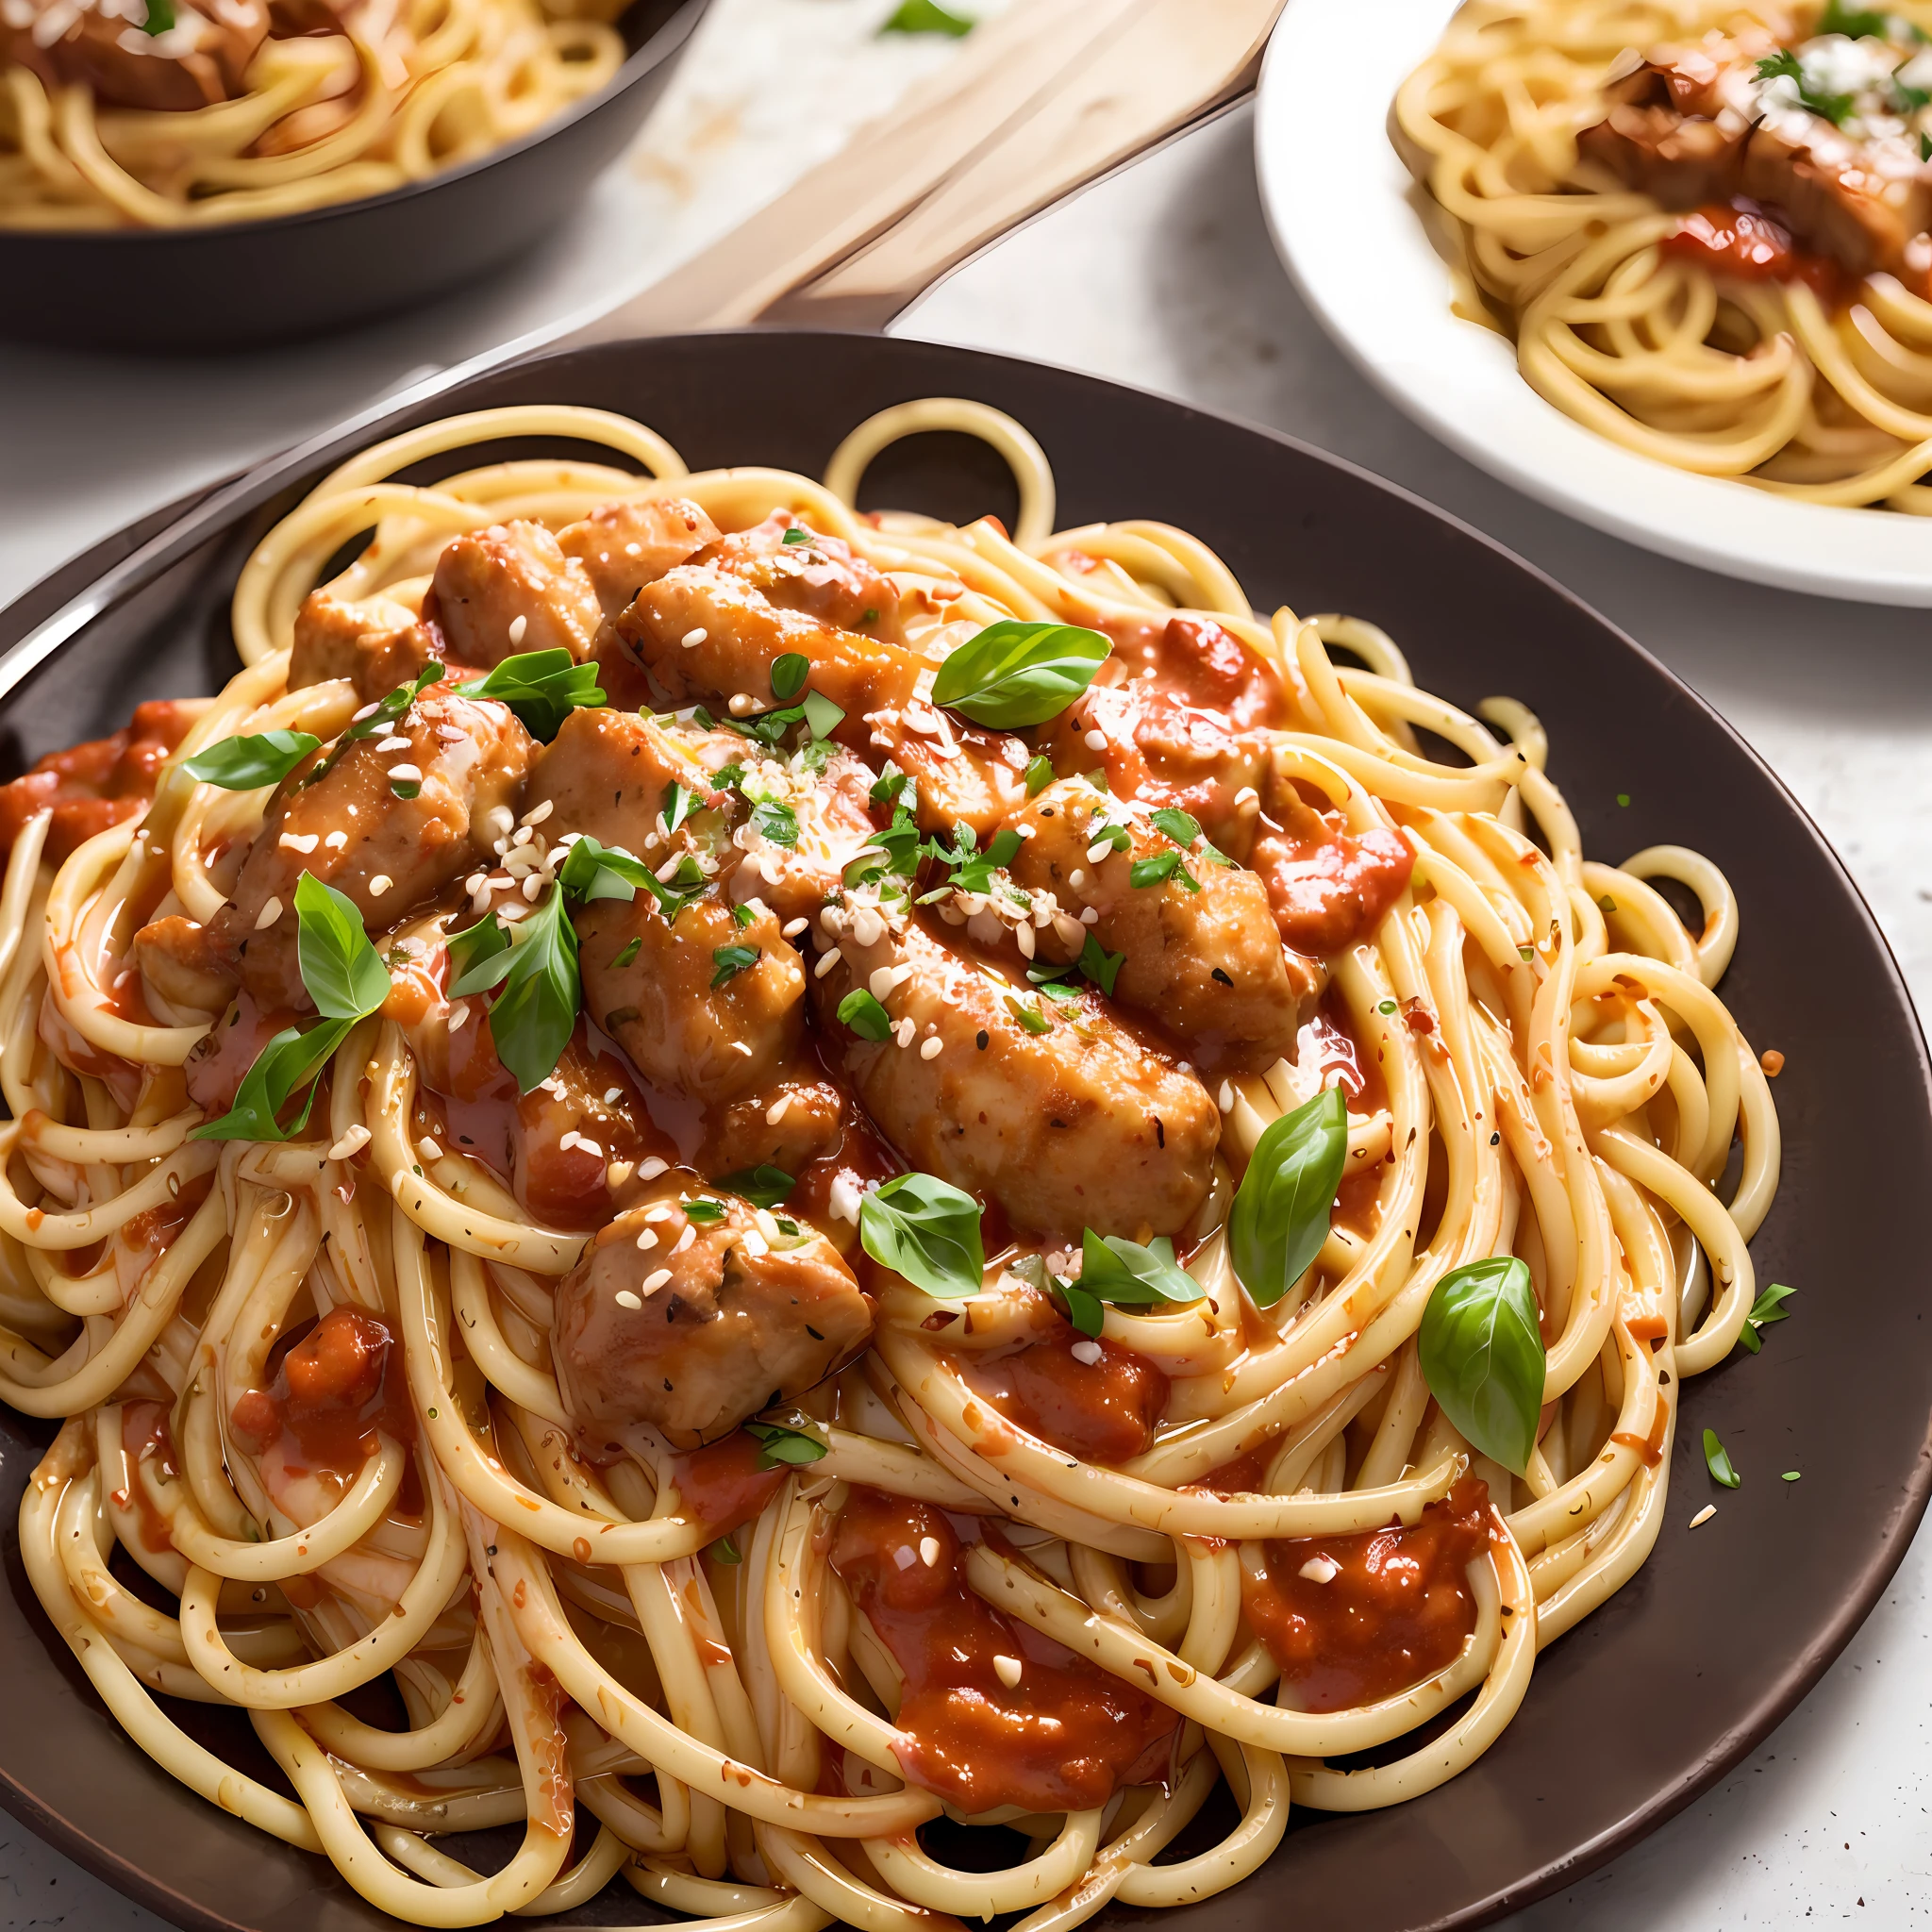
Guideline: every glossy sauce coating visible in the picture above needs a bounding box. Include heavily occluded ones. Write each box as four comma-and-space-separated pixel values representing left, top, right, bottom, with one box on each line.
0, 701, 199, 865
829, 1486, 1176, 1814
228, 1307, 417, 1489
1240, 1475, 1497, 1711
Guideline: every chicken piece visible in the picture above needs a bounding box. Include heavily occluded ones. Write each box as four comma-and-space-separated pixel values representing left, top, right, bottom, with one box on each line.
1249, 793, 1416, 958
523, 705, 738, 858
578, 891, 804, 1107
553, 1191, 874, 1450
425, 522, 603, 669
698, 512, 906, 641
1008, 779, 1313, 1074
6, 1, 265, 111
558, 496, 722, 617
138, 691, 532, 1013
1576, 58, 1750, 208
616, 566, 1026, 837
1035, 614, 1292, 856
289, 587, 451, 703
1739, 121, 1932, 282
812, 914, 1217, 1239
695, 1066, 847, 1180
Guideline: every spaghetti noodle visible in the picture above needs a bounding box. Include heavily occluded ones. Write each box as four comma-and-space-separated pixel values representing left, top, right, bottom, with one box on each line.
1, 0, 623, 228
1398, 0, 1932, 510
0, 397, 1780, 1926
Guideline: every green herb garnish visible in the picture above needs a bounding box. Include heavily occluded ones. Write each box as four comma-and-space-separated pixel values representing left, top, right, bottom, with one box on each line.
1419, 1256, 1545, 1474
929, 620, 1110, 728
457, 650, 605, 741
1227, 1087, 1347, 1307
1703, 1427, 1741, 1489
182, 729, 319, 791
711, 943, 759, 989
859, 1171, 985, 1298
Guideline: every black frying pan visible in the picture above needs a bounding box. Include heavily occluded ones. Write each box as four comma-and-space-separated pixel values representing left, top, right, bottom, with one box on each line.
0, 331, 1925, 1932
0, 0, 707, 354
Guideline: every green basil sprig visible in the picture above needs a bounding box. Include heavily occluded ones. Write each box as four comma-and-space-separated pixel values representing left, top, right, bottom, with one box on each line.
879, 0, 973, 35
557, 834, 653, 905
859, 1172, 984, 1298
838, 989, 892, 1041
1418, 1255, 1545, 1474
1228, 1086, 1348, 1307
1734, 1281, 1795, 1356
139, 0, 175, 33
182, 729, 319, 791
194, 875, 391, 1141
745, 1420, 828, 1469
456, 650, 605, 741
1703, 1426, 1741, 1489
483, 890, 580, 1093
1080, 1229, 1201, 1306
930, 620, 1110, 728
718, 1164, 793, 1210
301, 663, 444, 791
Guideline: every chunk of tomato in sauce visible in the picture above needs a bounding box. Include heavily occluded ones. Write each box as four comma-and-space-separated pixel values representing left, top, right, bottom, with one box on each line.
830, 1488, 1176, 1815
1661, 204, 1845, 305
669, 1429, 785, 1538
1240, 1474, 1498, 1711
1250, 795, 1414, 957
0, 701, 199, 866
952, 1285, 1168, 1465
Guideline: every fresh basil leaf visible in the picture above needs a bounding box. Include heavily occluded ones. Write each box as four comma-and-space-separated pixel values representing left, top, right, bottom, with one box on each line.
558, 833, 651, 905
1149, 807, 1202, 847
640, 853, 710, 924
192, 1015, 349, 1141
771, 653, 810, 701
1703, 1426, 1741, 1489
1418, 1255, 1545, 1475
182, 729, 319, 791
870, 766, 910, 807
487, 890, 580, 1092
611, 936, 642, 969
448, 914, 515, 997
1819, 2, 1889, 38
1005, 994, 1051, 1037
879, 0, 973, 35
139, 0, 175, 33
1755, 47, 1854, 124
745, 1420, 827, 1468
303, 663, 444, 790
780, 526, 813, 546
718, 1164, 794, 1209
1130, 849, 1183, 890
1079, 1229, 1200, 1305
732, 903, 756, 929
1078, 932, 1124, 997
860, 1172, 985, 1298
930, 620, 1111, 728
838, 989, 892, 1041
802, 690, 845, 740
683, 1200, 726, 1224
292, 873, 391, 1022
711, 943, 759, 989
1024, 755, 1056, 798
1734, 1281, 1796, 1357
457, 650, 605, 741
1058, 1281, 1105, 1336
1034, 978, 1083, 1003
662, 780, 694, 835
709, 1532, 742, 1563
1229, 1086, 1348, 1307
751, 799, 799, 848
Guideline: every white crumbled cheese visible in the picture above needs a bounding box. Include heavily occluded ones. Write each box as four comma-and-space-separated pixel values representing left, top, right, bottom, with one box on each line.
1070, 1339, 1105, 1366
682, 627, 708, 648
918, 1535, 941, 1567
992, 1654, 1024, 1689
254, 896, 282, 930
638, 1156, 669, 1180
278, 832, 319, 854
326, 1124, 371, 1161
1299, 1556, 1341, 1584
508, 614, 528, 646
641, 1268, 674, 1294
614, 1289, 642, 1310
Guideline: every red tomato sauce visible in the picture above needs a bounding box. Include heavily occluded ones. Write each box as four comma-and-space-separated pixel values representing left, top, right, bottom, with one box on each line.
1250, 798, 1414, 957
1662, 203, 1844, 304
228, 1306, 417, 1491
670, 1429, 784, 1536
0, 701, 199, 865
954, 1286, 1168, 1465
116, 1400, 183, 1555
1101, 614, 1294, 735
829, 1486, 1176, 1814
185, 991, 302, 1113
1240, 1475, 1497, 1711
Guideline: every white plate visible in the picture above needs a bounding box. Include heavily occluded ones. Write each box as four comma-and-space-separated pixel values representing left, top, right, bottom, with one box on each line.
1253, 0, 1932, 607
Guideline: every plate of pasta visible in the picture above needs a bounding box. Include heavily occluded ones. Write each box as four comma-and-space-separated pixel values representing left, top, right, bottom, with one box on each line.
1256, 0, 1932, 605
0, 331, 1925, 1932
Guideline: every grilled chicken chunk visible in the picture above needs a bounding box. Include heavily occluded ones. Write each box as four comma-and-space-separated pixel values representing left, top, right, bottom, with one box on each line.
139, 690, 531, 1012
6, 0, 265, 111
558, 496, 722, 616
553, 1191, 873, 1449
811, 914, 1218, 1239
698, 512, 907, 641
426, 521, 603, 668
289, 588, 451, 703
1008, 778, 1313, 1073
694, 1065, 847, 1179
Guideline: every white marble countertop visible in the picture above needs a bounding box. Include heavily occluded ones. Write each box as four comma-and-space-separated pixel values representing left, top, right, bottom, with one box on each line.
3, 14, 1930, 1928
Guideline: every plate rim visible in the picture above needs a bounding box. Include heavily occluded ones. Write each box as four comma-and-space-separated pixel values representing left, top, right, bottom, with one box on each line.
1, 328, 1928, 1931
1252, 0, 1932, 608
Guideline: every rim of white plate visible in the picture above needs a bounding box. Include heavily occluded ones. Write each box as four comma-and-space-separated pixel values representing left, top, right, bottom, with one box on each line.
1253, 0, 1932, 608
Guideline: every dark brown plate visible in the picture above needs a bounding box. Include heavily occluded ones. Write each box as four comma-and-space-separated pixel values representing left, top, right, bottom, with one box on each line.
0, 0, 708, 354
0, 332, 1925, 1932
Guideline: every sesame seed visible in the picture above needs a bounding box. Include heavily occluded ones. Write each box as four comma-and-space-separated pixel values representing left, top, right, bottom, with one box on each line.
1069, 869, 1085, 889
919, 1536, 941, 1566
1084, 730, 1107, 752
351, 701, 379, 723
325, 831, 348, 850
375, 735, 411, 753
893, 1018, 917, 1048
1085, 842, 1110, 866
1080, 908, 1099, 925
576, 1138, 604, 1158
920, 1037, 942, 1060
1015, 924, 1035, 959
783, 917, 808, 938
508, 614, 527, 645
672, 1225, 696, 1254
1689, 1505, 1716, 1528
682, 627, 708, 647
992, 1654, 1024, 1689
522, 875, 542, 901
1070, 1339, 1104, 1366
1298, 1557, 1340, 1583
615, 1290, 642, 1310
559, 1131, 581, 1151
388, 763, 423, 784
767, 1095, 792, 1124
448, 1004, 469, 1032
869, 963, 912, 1001
522, 798, 554, 826
728, 694, 757, 716
465, 873, 486, 893
327, 1124, 371, 1161
278, 832, 319, 854
641, 1269, 674, 1294
636, 1227, 658, 1250
370, 875, 392, 897
814, 947, 842, 980
254, 896, 282, 929
638, 1156, 669, 1180
1219, 1082, 1235, 1112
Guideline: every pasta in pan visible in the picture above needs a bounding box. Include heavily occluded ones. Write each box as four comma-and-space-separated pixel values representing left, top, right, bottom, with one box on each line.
0, 398, 1778, 1925
1399, 0, 1932, 509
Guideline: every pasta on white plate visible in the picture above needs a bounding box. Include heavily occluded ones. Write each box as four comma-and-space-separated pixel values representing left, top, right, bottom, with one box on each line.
1398, 0, 1932, 510
0, 397, 1779, 1926
0, 0, 624, 228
